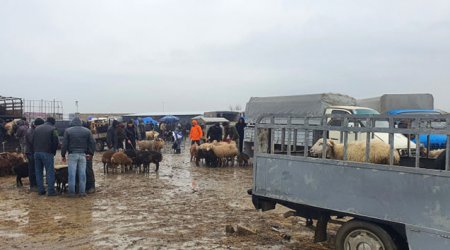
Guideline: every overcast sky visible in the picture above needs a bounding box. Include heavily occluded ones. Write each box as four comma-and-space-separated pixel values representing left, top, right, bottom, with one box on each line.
1, 0, 450, 114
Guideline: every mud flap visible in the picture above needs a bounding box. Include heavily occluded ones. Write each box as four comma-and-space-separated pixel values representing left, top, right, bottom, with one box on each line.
252, 195, 276, 211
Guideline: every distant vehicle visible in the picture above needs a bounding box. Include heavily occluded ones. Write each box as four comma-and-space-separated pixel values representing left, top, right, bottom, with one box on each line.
243, 93, 415, 157
204, 111, 241, 123
386, 109, 448, 150
357, 93, 434, 113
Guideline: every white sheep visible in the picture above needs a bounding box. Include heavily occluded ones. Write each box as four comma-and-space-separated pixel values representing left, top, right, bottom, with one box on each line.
310, 138, 400, 165
212, 141, 239, 166
428, 149, 445, 159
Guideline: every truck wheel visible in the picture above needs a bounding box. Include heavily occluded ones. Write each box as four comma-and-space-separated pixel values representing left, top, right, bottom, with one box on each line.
96, 141, 105, 152
336, 220, 397, 250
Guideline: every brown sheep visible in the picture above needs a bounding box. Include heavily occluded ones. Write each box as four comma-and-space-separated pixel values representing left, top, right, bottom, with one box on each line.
137, 140, 153, 151
153, 138, 165, 152
111, 152, 133, 173
101, 151, 115, 174
0, 152, 27, 177
190, 144, 198, 162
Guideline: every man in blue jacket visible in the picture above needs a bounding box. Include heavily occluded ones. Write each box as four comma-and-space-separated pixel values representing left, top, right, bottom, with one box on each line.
61, 117, 96, 197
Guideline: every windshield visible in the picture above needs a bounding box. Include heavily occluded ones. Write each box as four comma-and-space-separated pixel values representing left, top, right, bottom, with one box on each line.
353, 109, 380, 115
359, 120, 389, 128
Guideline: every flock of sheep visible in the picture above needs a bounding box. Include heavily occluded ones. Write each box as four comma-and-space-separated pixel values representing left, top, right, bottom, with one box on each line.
190, 141, 249, 167
101, 138, 164, 174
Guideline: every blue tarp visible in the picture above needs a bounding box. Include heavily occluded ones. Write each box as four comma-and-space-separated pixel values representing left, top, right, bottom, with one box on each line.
142, 117, 158, 125
412, 134, 447, 149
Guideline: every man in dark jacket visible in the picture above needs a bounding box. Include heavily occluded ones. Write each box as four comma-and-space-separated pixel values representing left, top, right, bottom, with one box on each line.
125, 121, 137, 150
235, 117, 247, 153
61, 117, 96, 197
106, 120, 119, 150
207, 123, 223, 142
25, 118, 45, 192
223, 122, 240, 149
15, 118, 29, 153
32, 117, 59, 196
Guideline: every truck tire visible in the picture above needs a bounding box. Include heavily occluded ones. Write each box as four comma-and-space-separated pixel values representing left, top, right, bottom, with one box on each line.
96, 140, 105, 152
336, 220, 397, 250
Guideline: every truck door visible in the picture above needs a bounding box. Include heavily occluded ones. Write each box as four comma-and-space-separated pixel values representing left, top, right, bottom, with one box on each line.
328, 109, 366, 143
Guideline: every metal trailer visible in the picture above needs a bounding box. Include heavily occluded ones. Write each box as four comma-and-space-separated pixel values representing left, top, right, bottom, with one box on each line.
251, 113, 450, 250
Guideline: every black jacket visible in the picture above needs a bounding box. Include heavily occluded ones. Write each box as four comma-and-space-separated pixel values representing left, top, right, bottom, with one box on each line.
207, 125, 222, 142
235, 121, 247, 138
61, 117, 96, 157
32, 122, 59, 155
25, 127, 35, 154
107, 120, 119, 149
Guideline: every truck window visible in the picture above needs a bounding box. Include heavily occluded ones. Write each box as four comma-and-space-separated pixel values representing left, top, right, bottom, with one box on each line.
328, 110, 349, 126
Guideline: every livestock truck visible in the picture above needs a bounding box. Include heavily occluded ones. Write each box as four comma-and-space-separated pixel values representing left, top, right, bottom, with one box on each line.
250, 112, 450, 249
243, 93, 415, 157
0, 96, 23, 152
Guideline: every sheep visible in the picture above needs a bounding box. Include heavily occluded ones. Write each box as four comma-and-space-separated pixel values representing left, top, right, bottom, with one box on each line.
4, 119, 19, 136
137, 140, 153, 151
196, 143, 217, 167
310, 138, 400, 165
212, 141, 239, 167
137, 139, 165, 152
153, 138, 165, 152
190, 144, 198, 162
111, 151, 133, 173
54, 164, 68, 193
101, 150, 115, 173
0, 155, 13, 177
428, 149, 445, 159
145, 131, 159, 140
124, 149, 138, 169
0, 152, 27, 177
237, 153, 250, 167
136, 150, 163, 173
13, 162, 29, 187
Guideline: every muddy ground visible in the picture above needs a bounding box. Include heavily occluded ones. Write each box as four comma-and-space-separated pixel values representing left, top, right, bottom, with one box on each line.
0, 143, 337, 249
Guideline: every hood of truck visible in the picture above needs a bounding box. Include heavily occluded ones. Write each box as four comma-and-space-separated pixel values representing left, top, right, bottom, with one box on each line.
373, 132, 416, 149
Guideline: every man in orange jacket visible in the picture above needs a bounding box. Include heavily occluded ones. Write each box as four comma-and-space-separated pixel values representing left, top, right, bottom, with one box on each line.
189, 120, 203, 145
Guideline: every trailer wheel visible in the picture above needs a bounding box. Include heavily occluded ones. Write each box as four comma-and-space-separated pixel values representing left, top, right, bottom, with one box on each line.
96, 141, 105, 152
336, 220, 397, 250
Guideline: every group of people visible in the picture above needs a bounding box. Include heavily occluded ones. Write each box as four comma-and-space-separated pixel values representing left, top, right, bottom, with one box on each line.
189, 117, 247, 153
106, 119, 156, 151
23, 116, 96, 197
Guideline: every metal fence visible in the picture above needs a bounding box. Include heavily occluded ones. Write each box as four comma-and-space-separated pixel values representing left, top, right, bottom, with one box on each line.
23, 99, 64, 121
